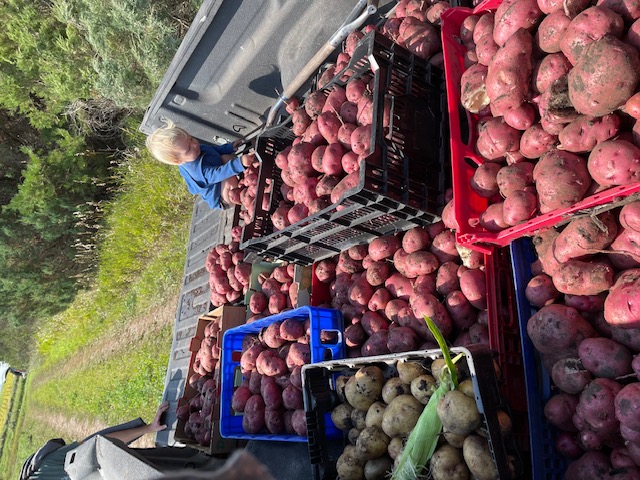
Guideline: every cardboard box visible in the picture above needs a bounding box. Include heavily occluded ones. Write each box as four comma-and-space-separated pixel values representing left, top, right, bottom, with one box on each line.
175, 305, 247, 455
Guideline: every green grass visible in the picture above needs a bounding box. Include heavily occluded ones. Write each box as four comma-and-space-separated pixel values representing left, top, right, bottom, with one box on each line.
0, 375, 26, 478
0, 140, 196, 478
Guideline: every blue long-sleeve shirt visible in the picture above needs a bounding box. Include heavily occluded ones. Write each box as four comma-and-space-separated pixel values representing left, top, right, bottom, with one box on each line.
178, 143, 244, 209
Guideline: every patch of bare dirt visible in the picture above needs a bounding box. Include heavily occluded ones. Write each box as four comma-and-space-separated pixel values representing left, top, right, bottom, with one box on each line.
29, 410, 155, 448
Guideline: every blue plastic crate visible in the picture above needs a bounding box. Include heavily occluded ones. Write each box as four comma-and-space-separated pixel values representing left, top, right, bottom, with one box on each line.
510, 238, 568, 480
220, 306, 345, 441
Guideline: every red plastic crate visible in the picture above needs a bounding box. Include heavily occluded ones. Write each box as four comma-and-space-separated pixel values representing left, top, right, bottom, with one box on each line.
441, 4, 640, 253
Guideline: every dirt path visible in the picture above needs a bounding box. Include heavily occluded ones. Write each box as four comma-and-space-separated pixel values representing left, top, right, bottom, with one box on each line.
28, 410, 155, 448
28, 299, 179, 449
36, 301, 177, 384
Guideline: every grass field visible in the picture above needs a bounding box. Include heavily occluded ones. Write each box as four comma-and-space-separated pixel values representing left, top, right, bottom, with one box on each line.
0, 146, 194, 478
0, 374, 27, 477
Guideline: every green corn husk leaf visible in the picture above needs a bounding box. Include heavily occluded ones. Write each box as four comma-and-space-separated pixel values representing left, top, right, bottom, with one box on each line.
391, 379, 449, 480
424, 315, 458, 389
390, 317, 458, 480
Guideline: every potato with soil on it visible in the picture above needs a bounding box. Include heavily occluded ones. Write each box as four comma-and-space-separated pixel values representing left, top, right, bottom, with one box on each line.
462, 435, 499, 480
364, 456, 393, 480
365, 401, 387, 429
430, 444, 471, 480
551, 358, 592, 394
381, 377, 411, 404
397, 360, 426, 385
345, 366, 386, 411
578, 337, 633, 379
356, 426, 391, 460
437, 389, 482, 437
336, 444, 367, 480
381, 394, 424, 438
332, 403, 355, 431
411, 374, 438, 405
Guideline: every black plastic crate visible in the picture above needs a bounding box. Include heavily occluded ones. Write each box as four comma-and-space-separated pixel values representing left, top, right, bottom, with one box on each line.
302, 346, 522, 480
240, 31, 450, 265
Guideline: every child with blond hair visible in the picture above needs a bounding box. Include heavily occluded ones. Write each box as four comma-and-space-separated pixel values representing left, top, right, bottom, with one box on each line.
146, 120, 255, 209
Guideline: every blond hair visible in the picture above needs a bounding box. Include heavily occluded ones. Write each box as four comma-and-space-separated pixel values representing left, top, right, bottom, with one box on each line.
145, 119, 190, 165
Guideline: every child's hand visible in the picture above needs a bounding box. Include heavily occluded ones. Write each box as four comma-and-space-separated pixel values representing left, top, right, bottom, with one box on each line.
241, 151, 257, 168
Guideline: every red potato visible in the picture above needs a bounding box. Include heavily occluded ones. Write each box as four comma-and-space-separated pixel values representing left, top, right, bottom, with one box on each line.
587, 139, 640, 188
357, 94, 374, 126
564, 452, 612, 480
291, 409, 307, 436
316, 175, 340, 197
404, 251, 440, 278
527, 303, 597, 355
285, 97, 300, 115
345, 323, 367, 347
341, 151, 360, 174
486, 29, 533, 117
410, 293, 453, 339
623, 93, 640, 121
288, 142, 316, 177
293, 177, 319, 204
536, 11, 571, 53
445, 290, 478, 330
348, 245, 369, 261
346, 79, 367, 103
402, 22, 441, 61
460, 63, 490, 114
479, 202, 509, 232
393, 247, 411, 278
503, 189, 538, 226
387, 326, 419, 353
301, 120, 325, 147
243, 395, 266, 434
317, 67, 336, 90
368, 287, 392, 312
430, 230, 459, 264
426, 2, 450, 26
361, 330, 391, 356
551, 358, 592, 394
533, 53, 572, 94
492, 0, 544, 47
286, 343, 310, 369
369, 235, 401, 262
473, 13, 495, 44
533, 149, 591, 214
385, 299, 410, 322
615, 383, 640, 432
366, 261, 391, 287
568, 36, 640, 117
322, 86, 347, 115
317, 112, 342, 145
551, 212, 618, 263
459, 268, 487, 310
564, 294, 606, 313
544, 393, 580, 431
577, 378, 622, 441
349, 277, 375, 308
597, 0, 640, 21
250, 292, 267, 314
401, 227, 431, 254
628, 18, 640, 50
520, 123, 558, 159
552, 258, 614, 295
339, 102, 358, 125
315, 259, 337, 284
261, 377, 283, 411
350, 125, 371, 155
412, 274, 437, 300
279, 318, 304, 342
331, 171, 360, 204
304, 90, 327, 118
308, 196, 331, 214
476, 117, 522, 160
604, 268, 640, 328
579, 337, 633, 379
264, 409, 285, 434
558, 114, 621, 153
321, 143, 345, 176
460, 14, 480, 44
620, 202, 640, 233
361, 311, 389, 336
560, 6, 625, 65
311, 145, 326, 173
287, 203, 309, 225
525, 273, 560, 307
292, 109, 312, 136
475, 33, 500, 67
385, 272, 414, 301
470, 162, 501, 198
268, 292, 287, 314
496, 162, 534, 197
